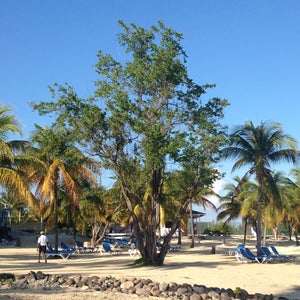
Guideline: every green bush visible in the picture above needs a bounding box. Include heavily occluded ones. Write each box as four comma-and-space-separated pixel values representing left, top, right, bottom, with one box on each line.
202, 222, 233, 236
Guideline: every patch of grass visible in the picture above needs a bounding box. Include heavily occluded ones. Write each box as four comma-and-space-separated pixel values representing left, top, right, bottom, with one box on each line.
234, 287, 242, 297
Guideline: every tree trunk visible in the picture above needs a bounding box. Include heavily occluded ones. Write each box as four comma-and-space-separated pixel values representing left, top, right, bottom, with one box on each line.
177, 222, 182, 245
273, 226, 278, 240
129, 198, 189, 266
72, 223, 76, 247
40, 216, 43, 231
263, 222, 267, 246
288, 224, 292, 241
119, 168, 190, 265
294, 226, 299, 246
138, 168, 162, 264
53, 190, 59, 251
256, 178, 263, 256
222, 235, 226, 244
156, 216, 182, 265
189, 203, 195, 248
91, 220, 110, 247
156, 203, 161, 240
243, 218, 247, 245
90, 204, 121, 247
91, 220, 101, 247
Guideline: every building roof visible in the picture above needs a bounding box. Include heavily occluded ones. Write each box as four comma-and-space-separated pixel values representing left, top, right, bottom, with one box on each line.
192, 210, 206, 219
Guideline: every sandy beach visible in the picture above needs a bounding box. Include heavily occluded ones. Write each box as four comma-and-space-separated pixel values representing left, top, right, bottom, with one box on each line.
0, 232, 299, 299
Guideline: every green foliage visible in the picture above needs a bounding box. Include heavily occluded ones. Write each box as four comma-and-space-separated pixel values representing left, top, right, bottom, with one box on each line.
234, 287, 242, 297
202, 222, 233, 236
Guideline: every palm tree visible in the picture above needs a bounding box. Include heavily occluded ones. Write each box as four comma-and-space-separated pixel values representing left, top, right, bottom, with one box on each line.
188, 193, 217, 247
164, 170, 218, 247
217, 176, 244, 222
221, 121, 299, 254
0, 105, 38, 214
217, 176, 248, 243
259, 172, 289, 242
0, 190, 27, 224
239, 178, 277, 245
224, 172, 292, 244
29, 126, 96, 250
280, 168, 300, 245
81, 184, 128, 247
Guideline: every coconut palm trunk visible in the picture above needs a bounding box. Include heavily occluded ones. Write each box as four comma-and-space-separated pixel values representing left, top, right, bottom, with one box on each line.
52, 188, 59, 251
243, 218, 247, 245
189, 203, 195, 248
177, 223, 182, 245
256, 179, 263, 255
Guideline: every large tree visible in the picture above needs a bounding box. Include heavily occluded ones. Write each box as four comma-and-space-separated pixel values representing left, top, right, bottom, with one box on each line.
31, 21, 228, 265
221, 121, 299, 254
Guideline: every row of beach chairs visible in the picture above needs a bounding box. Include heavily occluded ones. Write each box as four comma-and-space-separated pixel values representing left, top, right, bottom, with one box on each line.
231, 244, 295, 263
45, 240, 135, 259
46, 238, 182, 259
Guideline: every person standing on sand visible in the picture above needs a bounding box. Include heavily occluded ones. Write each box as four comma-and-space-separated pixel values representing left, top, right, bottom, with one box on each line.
37, 231, 49, 263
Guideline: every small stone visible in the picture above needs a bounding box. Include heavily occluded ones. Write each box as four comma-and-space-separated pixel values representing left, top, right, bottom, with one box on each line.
201, 293, 211, 300
168, 282, 178, 291
207, 290, 221, 300
13, 278, 28, 289
120, 280, 134, 289
193, 284, 208, 293
176, 287, 189, 295
220, 291, 232, 300
190, 293, 202, 300
76, 280, 84, 288
136, 287, 151, 297
128, 287, 136, 294
36, 271, 45, 280
159, 282, 169, 292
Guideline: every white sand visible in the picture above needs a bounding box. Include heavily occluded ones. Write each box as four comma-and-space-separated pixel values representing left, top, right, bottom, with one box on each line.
0, 232, 299, 299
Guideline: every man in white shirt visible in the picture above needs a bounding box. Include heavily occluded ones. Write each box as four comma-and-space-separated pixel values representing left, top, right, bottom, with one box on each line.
37, 231, 49, 263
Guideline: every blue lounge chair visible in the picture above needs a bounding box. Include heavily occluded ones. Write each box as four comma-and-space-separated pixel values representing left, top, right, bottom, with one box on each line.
240, 248, 270, 263
46, 244, 75, 260
75, 240, 94, 253
229, 244, 245, 256
261, 246, 280, 262
237, 244, 245, 251
115, 239, 129, 247
102, 242, 122, 255
1, 236, 16, 245
269, 245, 295, 262
60, 241, 75, 251
233, 244, 248, 263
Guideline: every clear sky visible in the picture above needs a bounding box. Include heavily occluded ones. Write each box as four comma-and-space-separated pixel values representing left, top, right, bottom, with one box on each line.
2, 1, 300, 220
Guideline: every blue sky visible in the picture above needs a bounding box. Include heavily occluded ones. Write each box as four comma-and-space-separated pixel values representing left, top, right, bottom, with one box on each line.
2, 1, 300, 220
